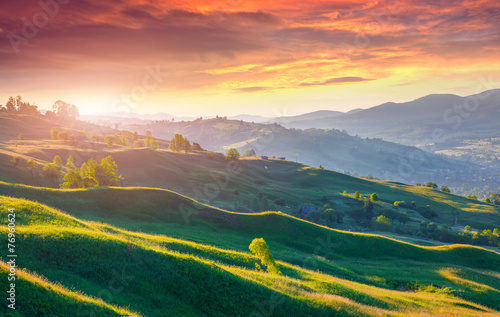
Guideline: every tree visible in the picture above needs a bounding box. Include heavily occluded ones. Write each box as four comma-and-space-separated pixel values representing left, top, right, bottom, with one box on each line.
225, 148, 240, 161
149, 137, 159, 150
91, 134, 101, 143
169, 134, 191, 153
484, 197, 493, 203
353, 191, 361, 200
66, 155, 75, 170
192, 142, 203, 151
11, 156, 21, 168
375, 215, 392, 231
104, 135, 115, 148
364, 199, 374, 226
53, 155, 62, 167
26, 159, 38, 179
427, 222, 437, 233
242, 149, 257, 157
60, 168, 83, 189
464, 225, 472, 233
370, 193, 379, 202
441, 185, 451, 193
134, 140, 144, 148
425, 182, 438, 189
6, 96, 16, 112
52, 100, 79, 122
249, 238, 281, 275
68, 134, 76, 143
50, 127, 59, 140
398, 213, 409, 225
57, 131, 68, 142
132, 131, 138, 140
41, 163, 62, 180
85, 156, 123, 186
17, 134, 24, 140
365, 174, 374, 179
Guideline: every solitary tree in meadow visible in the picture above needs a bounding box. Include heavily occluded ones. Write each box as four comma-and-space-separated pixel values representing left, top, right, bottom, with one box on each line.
11, 156, 21, 168
249, 238, 281, 275
26, 159, 38, 179
225, 148, 240, 161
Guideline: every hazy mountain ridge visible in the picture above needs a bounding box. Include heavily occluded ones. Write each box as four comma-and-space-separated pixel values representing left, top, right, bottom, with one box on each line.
282, 90, 500, 144
124, 117, 499, 188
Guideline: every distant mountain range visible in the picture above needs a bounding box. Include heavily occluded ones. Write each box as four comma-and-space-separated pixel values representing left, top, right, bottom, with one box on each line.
81, 90, 500, 172
280, 90, 500, 146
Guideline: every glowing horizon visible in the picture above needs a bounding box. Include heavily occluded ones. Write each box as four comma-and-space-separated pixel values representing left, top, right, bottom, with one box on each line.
1, 0, 500, 117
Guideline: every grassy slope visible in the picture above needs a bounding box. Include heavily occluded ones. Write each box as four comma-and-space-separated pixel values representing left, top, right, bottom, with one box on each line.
1, 113, 498, 231
2, 142, 499, 231
131, 117, 471, 184
1, 195, 499, 316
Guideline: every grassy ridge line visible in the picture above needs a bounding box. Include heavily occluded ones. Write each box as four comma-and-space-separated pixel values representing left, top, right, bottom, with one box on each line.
0, 261, 142, 317
3, 222, 497, 316
2, 226, 385, 316
0, 185, 498, 270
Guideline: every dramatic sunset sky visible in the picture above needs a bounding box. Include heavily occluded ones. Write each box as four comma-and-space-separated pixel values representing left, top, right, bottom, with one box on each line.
1, 0, 499, 116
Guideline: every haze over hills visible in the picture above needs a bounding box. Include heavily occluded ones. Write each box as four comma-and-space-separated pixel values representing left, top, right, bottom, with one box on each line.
124, 117, 498, 189
1, 111, 500, 316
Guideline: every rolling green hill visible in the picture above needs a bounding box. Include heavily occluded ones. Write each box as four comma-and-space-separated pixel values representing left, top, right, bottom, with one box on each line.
1, 111, 500, 316
1, 194, 500, 316
124, 116, 483, 187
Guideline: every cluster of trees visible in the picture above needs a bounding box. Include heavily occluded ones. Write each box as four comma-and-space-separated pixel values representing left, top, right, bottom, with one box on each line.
418, 222, 499, 247
394, 201, 437, 219
416, 182, 451, 193
143, 131, 159, 150
344, 191, 379, 203
61, 156, 123, 188
242, 149, 256, 157
2, 96, 40, 116
46, 100, 79, 123
50, 127, 82, 143
297, 203, 345, 228
484, 193, 500, 205
169, 134, 192, 152
11, 156, 39, 179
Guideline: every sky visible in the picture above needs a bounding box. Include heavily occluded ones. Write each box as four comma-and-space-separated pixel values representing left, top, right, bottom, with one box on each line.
1, 0, 500, 117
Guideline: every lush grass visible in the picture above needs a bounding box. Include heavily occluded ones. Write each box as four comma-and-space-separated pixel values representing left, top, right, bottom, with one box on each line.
0, 260, 141, 317
1, 194, 499, 316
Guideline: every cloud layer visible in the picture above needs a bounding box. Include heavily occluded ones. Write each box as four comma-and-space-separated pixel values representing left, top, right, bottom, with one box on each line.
1, 0, 499, 114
